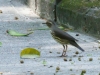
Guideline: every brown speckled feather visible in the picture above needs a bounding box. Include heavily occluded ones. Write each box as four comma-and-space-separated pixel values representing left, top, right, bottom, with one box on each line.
50, 21, 84, 51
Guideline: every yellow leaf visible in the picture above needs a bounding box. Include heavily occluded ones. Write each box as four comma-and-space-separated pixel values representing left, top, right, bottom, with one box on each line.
20, 48, 40, 58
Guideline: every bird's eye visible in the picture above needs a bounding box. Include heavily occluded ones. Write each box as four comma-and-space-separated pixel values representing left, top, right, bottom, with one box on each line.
49, 22, 52, 24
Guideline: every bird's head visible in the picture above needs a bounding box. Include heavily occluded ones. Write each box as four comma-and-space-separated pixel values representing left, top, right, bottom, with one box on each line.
42, 20, 53, 28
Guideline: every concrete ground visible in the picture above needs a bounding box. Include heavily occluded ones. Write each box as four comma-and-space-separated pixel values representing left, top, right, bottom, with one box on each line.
0, 0, 100, 75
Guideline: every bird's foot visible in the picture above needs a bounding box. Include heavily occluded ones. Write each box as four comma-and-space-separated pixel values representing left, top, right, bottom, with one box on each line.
60, 50, 67, 57
60, 54, 67, 57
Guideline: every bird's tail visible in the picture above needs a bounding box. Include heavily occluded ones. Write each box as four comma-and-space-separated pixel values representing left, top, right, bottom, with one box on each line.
76, 44, 84, 52
70, 41, 84, 52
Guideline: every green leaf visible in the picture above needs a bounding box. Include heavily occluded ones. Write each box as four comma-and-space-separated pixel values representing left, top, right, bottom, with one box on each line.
58, 26, 72, 31
58, 26, 65, 30
80, 71, 84, 75
0, 42, 2, 46
81, 70, 86, 75
34, 28, 49, 30
42, 59, 47, 65
20, 48, 40, 58
87, 54, 92, 56
32, 26, 68, 31
7, 30, 33, 36
71, 62, 74, 64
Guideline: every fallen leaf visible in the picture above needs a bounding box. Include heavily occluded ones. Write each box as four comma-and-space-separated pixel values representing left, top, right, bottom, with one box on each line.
7, 30, 33, 36
0, 42, 2, 46
42, 59, 47, 66
34, 28, 49, 30
87, 54, 92, 56
56, 66, 60, 72
14, 17, 19, 20
58, 26, 69, 31
63, 58, 67, 61
0, 10, 2, 13
89, 58, 93, 61
81, 70, 86, 75
81, 71, 84, 75
20, 60, 24, 64
20, 48, 40, 58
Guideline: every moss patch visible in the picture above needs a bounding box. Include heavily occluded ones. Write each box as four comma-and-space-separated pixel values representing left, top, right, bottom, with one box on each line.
50, 0, 55, 3
59, 0, 100, 11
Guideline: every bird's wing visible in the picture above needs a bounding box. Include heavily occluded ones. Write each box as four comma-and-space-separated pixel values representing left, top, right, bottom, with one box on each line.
53, 27, 77, 41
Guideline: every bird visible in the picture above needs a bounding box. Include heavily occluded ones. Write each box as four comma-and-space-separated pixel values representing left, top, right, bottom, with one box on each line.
43, 20, 84, 57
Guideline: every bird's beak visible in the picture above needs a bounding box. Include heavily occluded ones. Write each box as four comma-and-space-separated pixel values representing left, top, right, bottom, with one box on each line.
42, 23, 47, 24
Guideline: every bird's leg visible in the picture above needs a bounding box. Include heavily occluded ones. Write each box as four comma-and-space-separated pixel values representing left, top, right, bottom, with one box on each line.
61, 45, 67, 57
60, 45, 65, 57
